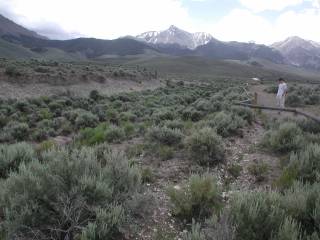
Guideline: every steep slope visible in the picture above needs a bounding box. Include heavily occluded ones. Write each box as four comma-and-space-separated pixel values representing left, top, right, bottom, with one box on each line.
272, 36, 320, 70
194, 41, 248, 60
227, 42, 285, 63
0, 14, 46, 39
136, 25, 215, 49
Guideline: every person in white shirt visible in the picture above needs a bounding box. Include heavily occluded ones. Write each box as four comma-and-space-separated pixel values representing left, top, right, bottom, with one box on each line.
276, 78, 288, 112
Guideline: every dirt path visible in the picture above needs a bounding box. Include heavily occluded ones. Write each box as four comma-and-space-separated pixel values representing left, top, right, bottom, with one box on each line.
127, 121, 283, 239
250, 85, 320, 119
222, 122, 282, 195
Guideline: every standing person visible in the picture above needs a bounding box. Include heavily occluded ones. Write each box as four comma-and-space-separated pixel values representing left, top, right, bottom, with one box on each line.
276, 78, 288, 113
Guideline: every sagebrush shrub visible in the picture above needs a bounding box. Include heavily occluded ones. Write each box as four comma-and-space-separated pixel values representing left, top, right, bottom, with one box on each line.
230, 182, 320, 240
231, 106, 254, 124
296, 119, 320, 134
286, 94, 303, 107
306, 94, 320, 105
15, 100, 31, 113
147, 126, 183, 146
125, 144, 144, 159
123, 122, 135, 137
105, 126, 125, 143
186, 127, 224, 166
77, 123, 108, 146
31, 123, 54, 141
227, 164, 243, 179
183, 222, 206, 240
5, 66, 21, 77
2, 121, 29, 141
248, 162, 269, 182
106, 109, 120, 125
0, 142, 35, 178
182, 107, 204, 122
194, 99, 212, 112
52, 117, 72, 135
208, 112, 245, 137
75, 111, 99, 129
36, 140, 57, 154
168, 174, 222, 221
230, 191, 283, 240
203, 213, 236, 240
141, 167, 154, 183
120, 111, 137, 122
39, 108, 53, 120
184, 213, 236, 240
0, 113, 8, 128
287, 143, 320, 184
152, 109, 175, 123
48, 100, 65, 114
164, 120, 185, 130
274, 217, 302, 240
274, 166, 298, 190
280, 182, 320, 236
89, 89, 101, 101
262, 122, 304, 153
0, 147, 141, 239
157, 145, 175, 160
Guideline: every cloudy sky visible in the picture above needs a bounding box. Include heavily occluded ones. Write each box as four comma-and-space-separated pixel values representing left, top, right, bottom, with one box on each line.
0, 0, 320, 44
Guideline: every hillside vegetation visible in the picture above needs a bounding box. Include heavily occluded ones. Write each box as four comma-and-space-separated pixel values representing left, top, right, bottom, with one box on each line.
0, 78, 320, 239
101, 56, 320, 83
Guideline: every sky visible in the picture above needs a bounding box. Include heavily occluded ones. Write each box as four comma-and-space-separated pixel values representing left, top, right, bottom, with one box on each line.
0, 0, 320, 44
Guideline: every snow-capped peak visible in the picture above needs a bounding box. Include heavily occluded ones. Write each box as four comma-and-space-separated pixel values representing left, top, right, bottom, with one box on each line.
272, 36, 320, 53
168, 25, 180, 32
135, 25, 215, 49
271, 36, 320, 69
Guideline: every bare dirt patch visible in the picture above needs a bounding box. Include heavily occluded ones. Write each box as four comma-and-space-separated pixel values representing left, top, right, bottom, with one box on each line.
0, 78, 162, 99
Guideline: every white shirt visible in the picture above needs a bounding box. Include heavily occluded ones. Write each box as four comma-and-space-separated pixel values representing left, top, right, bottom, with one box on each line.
277, 83, 287, 97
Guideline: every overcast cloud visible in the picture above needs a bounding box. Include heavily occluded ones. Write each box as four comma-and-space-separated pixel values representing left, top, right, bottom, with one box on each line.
0, 0, 320, 44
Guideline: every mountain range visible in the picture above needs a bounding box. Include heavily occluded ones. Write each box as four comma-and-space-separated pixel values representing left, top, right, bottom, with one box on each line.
1, 14, 320, 71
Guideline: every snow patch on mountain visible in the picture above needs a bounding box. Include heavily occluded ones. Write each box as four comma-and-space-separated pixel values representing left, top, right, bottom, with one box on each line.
136, 25, 215, 49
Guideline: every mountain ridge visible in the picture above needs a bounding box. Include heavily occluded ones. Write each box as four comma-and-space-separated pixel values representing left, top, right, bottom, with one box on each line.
0, 14, 46, 39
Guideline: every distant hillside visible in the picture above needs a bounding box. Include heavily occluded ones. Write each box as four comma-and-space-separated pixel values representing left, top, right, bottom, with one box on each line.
228, 42, 285, 64
0, 38, 38, 58
106, 56, 320, 83
3, 35, 159, 58
272, 36, 320, 70
0, 14, 46, 39
193, 41, 284, 63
